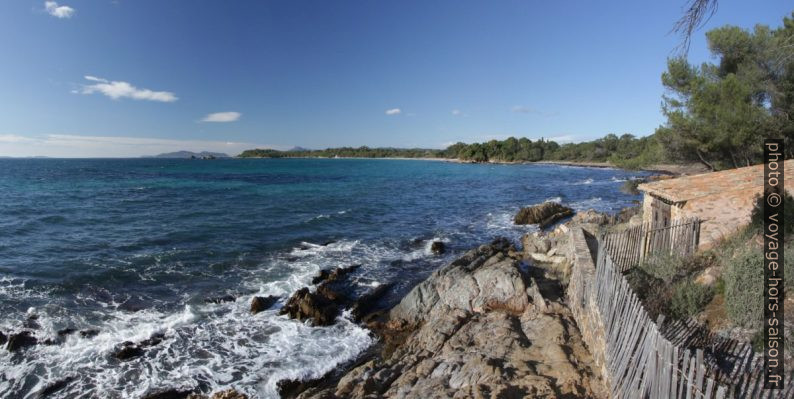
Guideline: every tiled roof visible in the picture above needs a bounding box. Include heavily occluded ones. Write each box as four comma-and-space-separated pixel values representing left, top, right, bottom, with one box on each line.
637, 160, 794, 203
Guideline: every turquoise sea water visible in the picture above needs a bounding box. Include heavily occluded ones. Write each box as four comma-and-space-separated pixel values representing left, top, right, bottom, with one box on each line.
0, 158, 646, 398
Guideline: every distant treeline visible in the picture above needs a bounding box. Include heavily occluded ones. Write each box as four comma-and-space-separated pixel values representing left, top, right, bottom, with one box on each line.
238, 133, 662, 169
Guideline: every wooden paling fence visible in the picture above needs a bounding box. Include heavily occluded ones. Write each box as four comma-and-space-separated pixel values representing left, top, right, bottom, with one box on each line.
601, 218, 701, 272
593, 240, 794, 398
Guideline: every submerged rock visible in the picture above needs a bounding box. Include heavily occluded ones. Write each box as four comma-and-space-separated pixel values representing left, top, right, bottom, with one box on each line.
6, 331, 37, 352
57, 328, 77, 337
142, 388, 194, 399
79, 329, 99, 338
0, 331, 6, 346
114, 343, 144, 361
250, 295, 279, 314
311, 264, 360, 285
204, 295, 236, 304
430, 241, 446, 254
38, 376, 75, 398
514, 201, 574, 228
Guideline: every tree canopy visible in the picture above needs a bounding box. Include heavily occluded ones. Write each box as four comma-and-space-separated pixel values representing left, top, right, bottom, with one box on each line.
657, 13, 794, 170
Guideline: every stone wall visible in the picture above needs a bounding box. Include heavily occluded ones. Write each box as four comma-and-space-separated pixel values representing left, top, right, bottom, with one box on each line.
566, 227, 610, 391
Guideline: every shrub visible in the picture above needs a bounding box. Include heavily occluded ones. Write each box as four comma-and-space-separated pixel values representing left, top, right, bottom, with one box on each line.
639, 252, 708, 284
749, 190, 794, 235
669, 279, 714, 319
722, 246, 764, 328
625, 268, 671, 320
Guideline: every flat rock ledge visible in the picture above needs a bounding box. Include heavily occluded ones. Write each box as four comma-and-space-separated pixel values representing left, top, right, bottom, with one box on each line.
293, 238, 608, 399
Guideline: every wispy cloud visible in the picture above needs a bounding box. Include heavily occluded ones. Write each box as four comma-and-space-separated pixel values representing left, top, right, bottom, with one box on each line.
201, 112, 241, 123
44, 1, 74, 18
511, 105, 557, 117
0, 134, 279, 158
385, 108, 401, 116
75, 76, 178, 102
451, 109, 467, 117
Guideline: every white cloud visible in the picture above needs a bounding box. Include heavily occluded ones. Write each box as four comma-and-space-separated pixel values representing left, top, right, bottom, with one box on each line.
76, 76, 178, 102
511, 105, 557, 117
201, 112, 241, 123
451, 109, 462, 116
0, 134, 280, 158
44, 1, 75, 18
385, 108, 401, 116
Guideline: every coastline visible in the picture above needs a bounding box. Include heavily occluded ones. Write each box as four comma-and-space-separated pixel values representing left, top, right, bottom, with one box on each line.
237, 155, 708, 176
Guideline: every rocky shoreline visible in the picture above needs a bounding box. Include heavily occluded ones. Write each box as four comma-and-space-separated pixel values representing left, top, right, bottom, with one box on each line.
274, 207, 617, 399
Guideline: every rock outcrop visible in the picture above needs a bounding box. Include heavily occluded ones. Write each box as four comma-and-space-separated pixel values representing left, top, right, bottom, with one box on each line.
294, 238, 607, 398
514, 202, 574, 228
250, 295, 279, 314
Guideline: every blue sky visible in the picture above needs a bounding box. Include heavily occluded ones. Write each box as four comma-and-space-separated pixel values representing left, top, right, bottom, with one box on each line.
0, 1, 791, 157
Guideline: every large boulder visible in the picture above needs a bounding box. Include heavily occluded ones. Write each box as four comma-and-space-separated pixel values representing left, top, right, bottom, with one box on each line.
514, 202, 574, 228
430, 241, 446, 255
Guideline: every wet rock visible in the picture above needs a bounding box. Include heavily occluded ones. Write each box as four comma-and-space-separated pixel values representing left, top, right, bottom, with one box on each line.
351, 283, 394, 322
312, 264, 360, 285
185, 389, 249, 399
250, 295, 279, 314
0, 331, 6, 346
38, 376, 75, 398
23, 314, 40, 329
321, 240, 336, 246
140, 332, 166, 347
57, 328, 77, 337
311, 270, 331, 285
514, 201, 574, 228
142, 388, 194, 399
79, 329, 99, 338
6, 331, 37, 352
114, 343, 144, 360
430, 241, 446, 254
204, 295, 236, 304
279, 288, 339, 326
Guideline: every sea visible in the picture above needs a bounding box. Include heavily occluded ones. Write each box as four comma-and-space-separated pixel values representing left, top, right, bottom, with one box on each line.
0, 158, 646, 398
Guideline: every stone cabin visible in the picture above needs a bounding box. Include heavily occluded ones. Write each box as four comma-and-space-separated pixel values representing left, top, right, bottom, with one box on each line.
637, 160, 794, 249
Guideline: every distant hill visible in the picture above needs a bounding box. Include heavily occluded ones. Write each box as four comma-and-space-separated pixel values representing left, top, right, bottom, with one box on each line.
148, 151, 230, 159
288, 146, 311, 152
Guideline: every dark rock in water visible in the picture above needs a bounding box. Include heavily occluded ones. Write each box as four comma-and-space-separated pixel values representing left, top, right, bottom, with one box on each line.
79, 329, 99, 338
208, 389, 249, 399
250, 295, 279, 314
141, 388, 194, 399
430, 241, 446, 254
0, 331, 6, 346
311, 270, 331, 285
321, 240, 336, 246
352, 283, 394, 322
24, 315, 40, 330
204, 295, 236, 304
6, 331, 37, 352
38, 376, 75, 398
277, 378, 321, 398
57, 328, 77, 337
279, 288, 340, 326
140, 332, 166, 347
514, 202, 574, 228
114, 332, 166, 360
311, 264, 360, 285
114, 343, 144, 360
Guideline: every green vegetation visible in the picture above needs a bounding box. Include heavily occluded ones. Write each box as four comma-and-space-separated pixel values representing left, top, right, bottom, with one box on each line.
721, 243, 764, 328
670, 280, 714, 319
238, 147, 443, 159
656, 13, 794, 171
749, 191, 794, 234
239, 134, 663, 168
